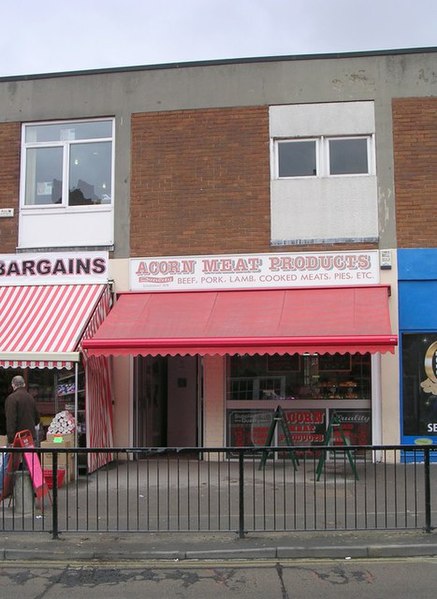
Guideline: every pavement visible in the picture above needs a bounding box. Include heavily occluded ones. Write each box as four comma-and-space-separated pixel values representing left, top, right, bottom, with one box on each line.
1, 529, 437, 562
2, 454, 437, 563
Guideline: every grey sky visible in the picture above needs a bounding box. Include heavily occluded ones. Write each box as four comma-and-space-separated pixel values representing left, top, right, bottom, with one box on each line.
1, 0, 436, 77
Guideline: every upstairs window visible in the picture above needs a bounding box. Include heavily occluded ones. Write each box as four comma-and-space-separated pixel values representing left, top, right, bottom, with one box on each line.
275, 135, 372, 179
278, 140, 317, 177
328, 138, 369, 175
22, 119, 114, 208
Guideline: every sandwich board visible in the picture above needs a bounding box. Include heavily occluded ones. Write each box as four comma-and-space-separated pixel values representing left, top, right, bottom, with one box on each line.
315, 413, 359, 481
13, 430, 50, 500
259, 406, 299, 471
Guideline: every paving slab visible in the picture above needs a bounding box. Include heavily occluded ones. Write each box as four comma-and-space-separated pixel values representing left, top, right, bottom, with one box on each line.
1, 529, 437, 562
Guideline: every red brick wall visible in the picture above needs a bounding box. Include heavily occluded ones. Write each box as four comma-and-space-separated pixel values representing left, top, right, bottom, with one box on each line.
0, 122, 20, 253
131, 106, 377, 257
131, 107, 271, 257
393, 98, 437, 248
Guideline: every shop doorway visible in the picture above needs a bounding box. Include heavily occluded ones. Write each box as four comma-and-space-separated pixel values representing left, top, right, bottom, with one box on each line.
133, 356, 200, 448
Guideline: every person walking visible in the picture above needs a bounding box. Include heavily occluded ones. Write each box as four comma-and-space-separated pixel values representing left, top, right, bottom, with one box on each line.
5, 375, 40, 445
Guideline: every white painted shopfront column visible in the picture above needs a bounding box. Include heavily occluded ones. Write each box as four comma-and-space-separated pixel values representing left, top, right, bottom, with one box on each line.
203, 355, 226, 448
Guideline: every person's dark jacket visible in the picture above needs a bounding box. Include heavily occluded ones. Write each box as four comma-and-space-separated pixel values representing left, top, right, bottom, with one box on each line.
5, 387, 40, 444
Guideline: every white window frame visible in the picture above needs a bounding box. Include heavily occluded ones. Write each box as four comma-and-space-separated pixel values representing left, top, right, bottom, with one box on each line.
274, 134, 374, 179
20, 118, 115, 211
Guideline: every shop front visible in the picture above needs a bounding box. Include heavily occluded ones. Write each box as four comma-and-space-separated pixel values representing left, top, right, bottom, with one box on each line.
227, 352, 372, 450
83, 250, 397, 450
0, 251, 113, 472
398, 249, 437, 456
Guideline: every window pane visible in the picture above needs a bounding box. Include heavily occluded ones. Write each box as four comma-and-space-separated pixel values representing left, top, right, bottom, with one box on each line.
25, 120, 112, 143
227, 353, 370, 402
278, 140, 316, 177
329, 138, 368, 175
402, 333, 437, 437
25, 147, 63, 205
69, 141, 112, 205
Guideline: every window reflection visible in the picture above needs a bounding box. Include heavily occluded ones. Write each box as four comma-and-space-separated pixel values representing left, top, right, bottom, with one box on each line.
69, 142, 112, 205
23, 119, 113, 208
278, 140, 317, 177
227, 353, 371, 401
25, 147, 63, 205
329, 138, 368, 175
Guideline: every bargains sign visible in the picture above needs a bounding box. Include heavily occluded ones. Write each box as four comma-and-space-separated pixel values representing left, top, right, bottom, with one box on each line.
0, 251, 108, 285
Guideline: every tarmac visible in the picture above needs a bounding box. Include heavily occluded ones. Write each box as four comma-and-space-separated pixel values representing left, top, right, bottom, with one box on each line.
1, 529, 437, 562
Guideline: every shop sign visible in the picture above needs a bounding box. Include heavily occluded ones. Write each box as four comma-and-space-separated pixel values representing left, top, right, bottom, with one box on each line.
280, 410, 326, 445
228, 410, 273, 448
228, 409, 329, 448
228, 409, 371, 448
0, 251, 108, 286
328, 410, 371, 445
130, 250, 380, 291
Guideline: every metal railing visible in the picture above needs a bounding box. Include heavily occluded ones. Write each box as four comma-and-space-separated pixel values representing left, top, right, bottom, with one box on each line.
0, 445, 436, 538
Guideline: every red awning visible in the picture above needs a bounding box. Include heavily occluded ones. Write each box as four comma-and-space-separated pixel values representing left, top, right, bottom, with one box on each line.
82, 286, 397, 357
0, 284, 107, 369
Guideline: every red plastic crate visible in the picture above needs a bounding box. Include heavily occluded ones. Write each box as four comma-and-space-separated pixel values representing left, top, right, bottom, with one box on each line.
43, 469, 65, 489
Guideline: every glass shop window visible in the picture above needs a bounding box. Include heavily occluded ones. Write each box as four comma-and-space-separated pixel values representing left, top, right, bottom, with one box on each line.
227, 353, 371, 401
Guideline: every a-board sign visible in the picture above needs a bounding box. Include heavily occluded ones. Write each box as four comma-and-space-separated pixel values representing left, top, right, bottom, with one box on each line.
13, 430, 49, 499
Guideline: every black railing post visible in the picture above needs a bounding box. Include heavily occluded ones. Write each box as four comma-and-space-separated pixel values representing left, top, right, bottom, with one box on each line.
238, 450, 245, 538
51, 451, 59, 539
424, 447, 432, 533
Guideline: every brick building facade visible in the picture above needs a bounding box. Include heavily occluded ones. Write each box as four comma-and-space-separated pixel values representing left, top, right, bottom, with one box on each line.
0, 48, 436, 455
0, 122, 20, 253
393, 98, 437, 248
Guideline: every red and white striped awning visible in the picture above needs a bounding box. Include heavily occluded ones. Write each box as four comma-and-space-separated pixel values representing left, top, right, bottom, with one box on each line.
0, 284, 108, 369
